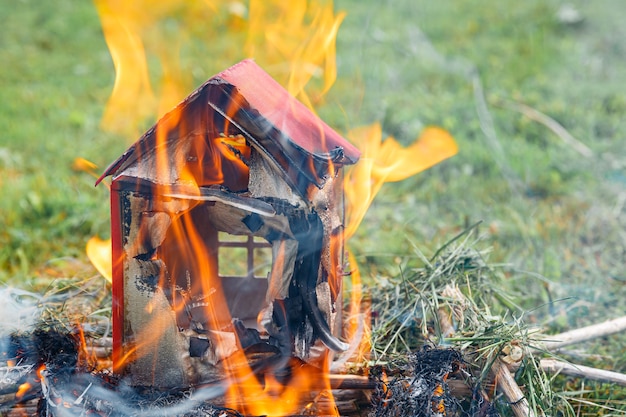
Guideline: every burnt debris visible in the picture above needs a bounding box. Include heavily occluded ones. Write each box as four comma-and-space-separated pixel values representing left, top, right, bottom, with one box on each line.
370, 347, 465, 417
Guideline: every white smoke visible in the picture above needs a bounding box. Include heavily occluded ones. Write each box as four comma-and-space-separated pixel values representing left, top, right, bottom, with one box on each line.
0, 287, 42, 337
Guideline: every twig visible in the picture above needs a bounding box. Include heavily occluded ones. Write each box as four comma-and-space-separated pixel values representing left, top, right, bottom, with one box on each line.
0, 365, 34, 392
539, 315, 626, 352
89, 336, 113, 347
491, 358, 536, 417
1, 400, 38, 416
495, 98, 593, 157
89, 346, 112, 359
540, 358, 626, 386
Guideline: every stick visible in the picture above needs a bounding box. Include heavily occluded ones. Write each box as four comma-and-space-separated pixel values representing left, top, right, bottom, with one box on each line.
539, 316, 626, 352
540, 359, 626, 386
495, 98, 593, 157
89, 337, 113, 347
491, 359, 536, 417
328, 374, 375, 390
0, 365, 34, 393
1, 401, 38, 417
83, 346, 112, 359
195, 374, 375, 392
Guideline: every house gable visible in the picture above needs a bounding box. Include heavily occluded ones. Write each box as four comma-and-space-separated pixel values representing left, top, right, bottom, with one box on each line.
96, 59, 359, 198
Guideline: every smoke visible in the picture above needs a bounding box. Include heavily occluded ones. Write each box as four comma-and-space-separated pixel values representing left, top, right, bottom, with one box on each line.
0, 287, 42, 337
37, 372, 234, 417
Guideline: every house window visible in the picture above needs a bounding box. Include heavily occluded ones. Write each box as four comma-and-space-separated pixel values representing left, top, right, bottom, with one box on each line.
217, 232, 272, 279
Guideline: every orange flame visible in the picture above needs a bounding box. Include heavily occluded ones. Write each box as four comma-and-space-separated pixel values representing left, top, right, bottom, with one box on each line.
93, 0, 197, 135
343, 123, 458, 240
93, 1, 347, 412
72, 157, 99, 178
36, 364, 46, 380
94, 0, 342, 136
223, 351, 333, 416
15, 382, 31, 399
15, 365, 46, 400
342, 251, 371, 365
246, 0, 344, 108
340, 125, 456, 372
86, 236, 112, 283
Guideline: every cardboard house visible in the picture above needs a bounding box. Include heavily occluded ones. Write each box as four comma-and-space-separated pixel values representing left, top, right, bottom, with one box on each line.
96, 59, 360, 387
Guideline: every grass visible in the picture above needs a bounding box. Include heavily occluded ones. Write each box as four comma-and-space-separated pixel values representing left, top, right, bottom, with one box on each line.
363, 228, 591, 415
0, 0, 624, 413
332, 0, 626, 325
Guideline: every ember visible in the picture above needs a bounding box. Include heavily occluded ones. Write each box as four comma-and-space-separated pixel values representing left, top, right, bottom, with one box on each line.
369, 347, 465, 417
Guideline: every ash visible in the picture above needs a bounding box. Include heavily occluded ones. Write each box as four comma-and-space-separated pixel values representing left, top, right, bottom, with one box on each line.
370, 346, 465, 417
0, 327, 241, 417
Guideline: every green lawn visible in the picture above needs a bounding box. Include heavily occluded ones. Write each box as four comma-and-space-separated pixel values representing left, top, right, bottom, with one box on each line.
0, 0, 625, 413
331, 0, 625, 320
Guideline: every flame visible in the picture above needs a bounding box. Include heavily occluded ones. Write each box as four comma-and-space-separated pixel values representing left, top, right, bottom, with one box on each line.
93, 0, 195, 135
15, 365, 46, 400
86, 236, 112, 283
340, 125, 456, 369
15, 382, 31, 399
36, 364, 46, 380
220, 350, 340, 416
75, 323, 99, 371
72, 157, 99, 178
94, 0, 342, 136
92, 1, 456, 416
342, 251, 371, 365
162, 202, 341, 415
224, 353, 319, 416
245, 0, 344, 108
343, 123, 458, 240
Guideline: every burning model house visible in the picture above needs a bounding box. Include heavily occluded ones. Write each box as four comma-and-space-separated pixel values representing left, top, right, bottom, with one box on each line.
96, 59, 360, 388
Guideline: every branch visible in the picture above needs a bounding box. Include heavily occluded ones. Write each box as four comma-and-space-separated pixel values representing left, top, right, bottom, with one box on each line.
491, 359, 536, 417
0, 365, 34, 394
540, 359, 626, 386
539, 315, 626, 352
495, 98, 593, 157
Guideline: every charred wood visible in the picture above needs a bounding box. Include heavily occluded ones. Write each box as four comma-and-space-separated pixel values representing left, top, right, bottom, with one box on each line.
290, 211, 348, 353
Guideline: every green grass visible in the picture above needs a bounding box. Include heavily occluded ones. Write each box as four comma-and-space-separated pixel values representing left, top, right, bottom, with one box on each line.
330, 0, 626, 325
0, 0, 625, 412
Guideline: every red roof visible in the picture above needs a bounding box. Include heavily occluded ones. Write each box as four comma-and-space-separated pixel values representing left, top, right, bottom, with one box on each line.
97, 59, 359, 195
216, 59, 360, 161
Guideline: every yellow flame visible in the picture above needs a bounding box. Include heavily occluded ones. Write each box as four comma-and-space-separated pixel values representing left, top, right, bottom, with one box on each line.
343, 251, 371, 365
94, 0, 158, 134
92, 1, 457, 415
72, 157, 98, 174
246, 0, 344, 108
343, 123, 458, 240
94, 0, 343, 135
86, 236, 112, 283
16, 382, 31, 399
